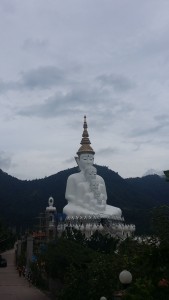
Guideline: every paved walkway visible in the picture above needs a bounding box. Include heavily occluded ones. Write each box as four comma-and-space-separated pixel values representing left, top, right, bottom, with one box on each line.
0, 249, 51, 300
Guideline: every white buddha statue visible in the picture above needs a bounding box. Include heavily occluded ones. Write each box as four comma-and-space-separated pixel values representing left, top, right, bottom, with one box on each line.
63, 116, 122, 218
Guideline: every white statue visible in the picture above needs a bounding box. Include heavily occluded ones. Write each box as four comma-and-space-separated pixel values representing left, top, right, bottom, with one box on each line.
46, 196, 56, 212
63, 116, 122, 218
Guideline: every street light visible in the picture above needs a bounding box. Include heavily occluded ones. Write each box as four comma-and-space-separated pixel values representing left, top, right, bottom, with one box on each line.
100, 297, 107, 300
113, 270, 132, 300
119, 270, 132, 288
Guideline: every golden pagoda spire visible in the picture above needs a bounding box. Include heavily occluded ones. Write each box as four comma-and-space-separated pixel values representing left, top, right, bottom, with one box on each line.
77, 116, 95, 155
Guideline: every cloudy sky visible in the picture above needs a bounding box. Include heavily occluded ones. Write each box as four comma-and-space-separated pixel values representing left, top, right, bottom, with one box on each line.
0, 0, 169, 180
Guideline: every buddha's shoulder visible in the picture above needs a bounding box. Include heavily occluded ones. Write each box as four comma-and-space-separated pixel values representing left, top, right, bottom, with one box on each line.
96, 174, 105, 183
67, 172, 84, 181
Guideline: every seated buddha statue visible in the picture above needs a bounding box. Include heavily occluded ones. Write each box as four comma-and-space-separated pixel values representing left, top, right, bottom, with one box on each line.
63, 116, 122, 218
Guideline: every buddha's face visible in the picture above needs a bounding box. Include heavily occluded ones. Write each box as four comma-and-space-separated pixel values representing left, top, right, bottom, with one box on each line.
79, 153, 94, 171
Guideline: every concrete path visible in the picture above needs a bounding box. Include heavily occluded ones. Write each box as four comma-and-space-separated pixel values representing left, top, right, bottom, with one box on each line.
0, 249, 51, 300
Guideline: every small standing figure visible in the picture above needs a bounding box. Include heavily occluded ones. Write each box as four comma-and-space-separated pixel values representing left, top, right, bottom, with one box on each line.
28, 271, 32, 287
85, 165, 106, 211
26, 269, 32, 287
18, 266, 22, 277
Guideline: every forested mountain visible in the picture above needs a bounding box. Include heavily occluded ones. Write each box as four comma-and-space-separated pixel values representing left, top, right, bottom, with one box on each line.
0, 166, 168, 234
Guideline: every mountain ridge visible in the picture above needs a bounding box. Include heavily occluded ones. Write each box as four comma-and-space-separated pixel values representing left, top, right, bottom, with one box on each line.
0, 166, 169, 234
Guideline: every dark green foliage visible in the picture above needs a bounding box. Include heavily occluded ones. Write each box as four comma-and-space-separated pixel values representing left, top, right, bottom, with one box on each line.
86, 230, 119, 253
164, 170, 169, 181
0, 167, 78, 231
30, 260, 48, 289
42, 228, 169, 300
62, 227, 87, 246
59, 254, 121, 300
16, 206, 169, 300
123, 278, 155, 300
151, 205, 169, 243
43, 234, 121, 300
44, 237, 94, 279
0, 219, 16, 252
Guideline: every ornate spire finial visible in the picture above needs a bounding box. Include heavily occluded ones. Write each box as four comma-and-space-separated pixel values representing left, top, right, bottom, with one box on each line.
77, 116, 95, 156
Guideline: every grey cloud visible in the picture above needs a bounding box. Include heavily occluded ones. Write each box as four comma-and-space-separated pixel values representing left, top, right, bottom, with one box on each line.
18, 92, 84, 118
154, 114, 169, 123
0, 66, 66, 93
89, 111, 116, 130
17, 83, 134, 141
140, 30, 169, 59
151, 114, 169, 131
0, 0, 16, 14
88, 100, 134, 131
130, 114, 169, 138
64, 157, 76, 164
20, 66, 65, 89
97, 147, 118, 156
116, 102, 134, 114
0, 80, 10, 93
133, 144, 141, 151
0, 151, 12, 169
0, 79, 19, 93
97, 73, 135, 92
130, 125, 161, 137
130, 124, 168, 138
17, 86, 120, 120
22, 38, 49, 51
132, 139, 153, 151
69, 110, 114, 133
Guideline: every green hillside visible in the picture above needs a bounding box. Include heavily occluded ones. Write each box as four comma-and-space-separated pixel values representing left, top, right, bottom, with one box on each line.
0, 167, 168, 234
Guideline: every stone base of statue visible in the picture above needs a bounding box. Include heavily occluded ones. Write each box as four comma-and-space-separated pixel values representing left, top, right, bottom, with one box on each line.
61, 203, 136, 239
57, 211, 135, 240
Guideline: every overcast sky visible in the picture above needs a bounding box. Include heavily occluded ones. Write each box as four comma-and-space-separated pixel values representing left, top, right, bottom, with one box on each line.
0, 0, 169, 180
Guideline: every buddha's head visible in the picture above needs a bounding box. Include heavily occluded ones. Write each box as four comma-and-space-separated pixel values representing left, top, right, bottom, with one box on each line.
90, 179, 99, 191
76, 153, 94, 171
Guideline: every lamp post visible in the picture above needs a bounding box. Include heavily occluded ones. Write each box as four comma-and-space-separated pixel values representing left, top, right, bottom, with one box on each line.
113, 270, 132, 300
119, 270, 132, 289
